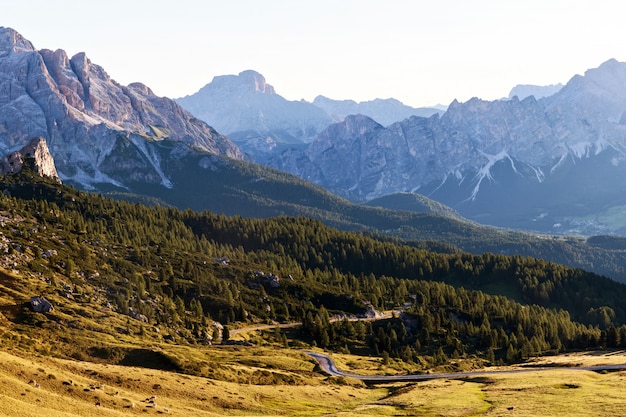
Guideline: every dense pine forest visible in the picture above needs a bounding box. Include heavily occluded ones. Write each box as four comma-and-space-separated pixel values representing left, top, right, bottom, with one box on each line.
110, 152, 626, 283
2, 166, 626, 369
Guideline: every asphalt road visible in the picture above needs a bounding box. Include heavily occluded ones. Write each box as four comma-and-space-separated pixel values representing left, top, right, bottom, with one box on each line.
229, 309, 626, 381
305, 351, 626, 382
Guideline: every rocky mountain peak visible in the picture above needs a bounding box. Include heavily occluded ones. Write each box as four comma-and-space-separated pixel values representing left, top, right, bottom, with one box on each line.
576, 58, 626, 89
238, 70, 275, 94
128, 82, 155, 96
196, 70, 277, 97
331, 114, 383, 136
0, 26, 36, 57
0, 137, 60, 182
176, 70, 333, 158
0, 28, 243, 191
547, 58, 626, 123
595, 58, 621, 71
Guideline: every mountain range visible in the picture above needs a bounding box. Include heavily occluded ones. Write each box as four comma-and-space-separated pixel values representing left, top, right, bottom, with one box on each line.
268, 59, 626, 235
175, 70, 442, 160
5, 27, 626, 282
312, 95, 444, 125
173, 56, 626, 235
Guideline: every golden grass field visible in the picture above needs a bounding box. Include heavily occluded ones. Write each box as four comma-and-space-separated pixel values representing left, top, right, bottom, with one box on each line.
2, 344, 626, 417
3, 267, 626, 416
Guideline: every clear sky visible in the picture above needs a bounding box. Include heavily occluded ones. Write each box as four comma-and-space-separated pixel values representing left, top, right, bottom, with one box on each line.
3, 0, 625, 107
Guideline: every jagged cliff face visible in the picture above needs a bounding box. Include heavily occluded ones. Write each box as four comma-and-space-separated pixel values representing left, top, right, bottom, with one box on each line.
271, 60, 626, 234
273, 97, 562, 200
0, 27, 243, 190
0, 137, 60, 181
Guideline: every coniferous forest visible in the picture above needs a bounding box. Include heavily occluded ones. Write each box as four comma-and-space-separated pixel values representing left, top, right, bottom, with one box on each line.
3, 167, 626, 369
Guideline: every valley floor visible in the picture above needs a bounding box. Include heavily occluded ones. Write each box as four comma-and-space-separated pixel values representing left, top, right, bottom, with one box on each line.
2, 347, 626, 416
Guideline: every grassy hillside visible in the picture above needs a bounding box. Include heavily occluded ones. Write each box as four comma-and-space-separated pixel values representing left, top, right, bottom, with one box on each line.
366, 191, 465, 220
3, 167, 626, 414
3, 347, 626, 416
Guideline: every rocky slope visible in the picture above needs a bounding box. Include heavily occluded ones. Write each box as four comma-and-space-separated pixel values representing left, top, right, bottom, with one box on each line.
270, 60, 626, 234
0, 27, 243, 191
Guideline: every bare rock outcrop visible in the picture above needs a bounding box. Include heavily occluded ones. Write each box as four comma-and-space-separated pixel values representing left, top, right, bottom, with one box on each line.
0, 137, 60, 181
30, 296, 54, 313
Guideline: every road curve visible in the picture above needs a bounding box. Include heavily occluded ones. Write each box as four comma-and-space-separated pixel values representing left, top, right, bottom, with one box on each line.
305, 351, 626, 382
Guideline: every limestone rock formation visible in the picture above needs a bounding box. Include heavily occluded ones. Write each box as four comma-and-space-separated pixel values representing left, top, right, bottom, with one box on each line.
0, 137, 60, 181
0, 26, 243, 191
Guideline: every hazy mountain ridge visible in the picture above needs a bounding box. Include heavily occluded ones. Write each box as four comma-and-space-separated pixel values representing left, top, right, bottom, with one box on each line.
0, 26, 243, 191
312, 95, 443, 126
270, 59, 626, 234
176, 70, 334, 160
176, 70, 443, 161
508, 83, 563, 100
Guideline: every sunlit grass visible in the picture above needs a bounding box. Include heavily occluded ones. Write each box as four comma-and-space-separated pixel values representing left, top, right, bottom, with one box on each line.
4, 263, 626, 416
3, 345, 626, 416
0, 349, 384, 416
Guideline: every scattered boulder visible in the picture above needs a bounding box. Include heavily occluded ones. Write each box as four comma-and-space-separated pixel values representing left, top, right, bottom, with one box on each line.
128, 307, 148, 323
30, 296, 53, 313
214, 256, 230, 265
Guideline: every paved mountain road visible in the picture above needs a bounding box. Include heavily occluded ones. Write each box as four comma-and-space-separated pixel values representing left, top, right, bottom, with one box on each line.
227, 307, 626, 381
305, 351, 626, 382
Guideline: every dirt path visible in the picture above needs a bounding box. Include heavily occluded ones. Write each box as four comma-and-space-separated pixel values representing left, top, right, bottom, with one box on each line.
229, 322, 301, 336
229, 302, 413, 337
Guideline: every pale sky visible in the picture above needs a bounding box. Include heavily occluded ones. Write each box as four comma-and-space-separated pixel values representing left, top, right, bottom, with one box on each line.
3, 0, 625, 107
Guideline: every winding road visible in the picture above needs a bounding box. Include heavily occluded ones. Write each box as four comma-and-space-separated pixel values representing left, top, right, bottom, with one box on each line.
228, 308, 626, 382
305, 351, 626, 382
